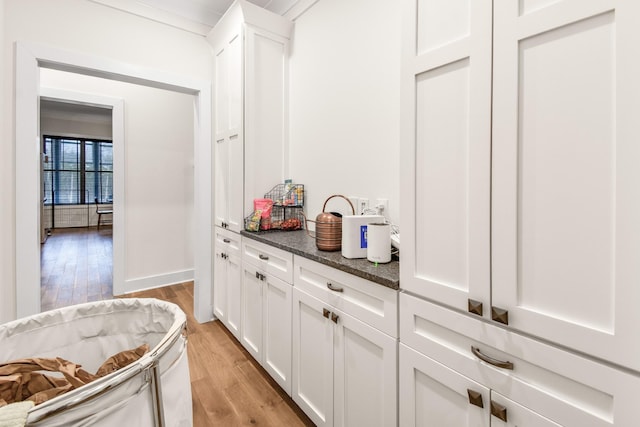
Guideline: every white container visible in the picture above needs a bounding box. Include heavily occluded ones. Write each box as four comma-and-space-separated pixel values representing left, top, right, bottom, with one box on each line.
367, 222, 391, 263
341, 215, 383, 259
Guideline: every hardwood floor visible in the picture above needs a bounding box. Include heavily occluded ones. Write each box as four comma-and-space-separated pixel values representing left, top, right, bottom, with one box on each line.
40, 229, 312, 426
40, 227, 113, 312
125, 282, 315, 427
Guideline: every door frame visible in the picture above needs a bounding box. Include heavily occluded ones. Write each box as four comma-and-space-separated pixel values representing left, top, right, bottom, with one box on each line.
16, 42, 213, 322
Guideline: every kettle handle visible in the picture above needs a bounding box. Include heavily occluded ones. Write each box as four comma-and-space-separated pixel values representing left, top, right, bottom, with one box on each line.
322, 194, 356, 215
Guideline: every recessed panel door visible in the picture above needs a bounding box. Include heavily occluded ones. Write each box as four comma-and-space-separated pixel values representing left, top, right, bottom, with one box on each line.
400, 0, 492, 315
492, 0, 640, 371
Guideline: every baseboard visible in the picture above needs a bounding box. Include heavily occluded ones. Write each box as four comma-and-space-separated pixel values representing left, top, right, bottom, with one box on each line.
120, 269, 194, 295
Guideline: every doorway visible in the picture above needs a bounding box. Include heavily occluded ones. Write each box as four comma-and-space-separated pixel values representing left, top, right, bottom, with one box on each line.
39, 98, 115, 311
15, 42, 213, 322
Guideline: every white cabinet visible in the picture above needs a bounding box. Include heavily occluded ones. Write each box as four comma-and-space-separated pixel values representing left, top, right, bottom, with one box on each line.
212, 19, 243, 233
241, 239, 293, 394
213, 227, 242, 339
294, 255, 397, 338
491, 0, 640, 372
208, 1, 292, 232
399, 344, 490, 427
401, 0, 640, 371
292, 257, 398, 427
399, 0, 492, 315
400, 293, 640, 427
243, 238, 293, 284
240, 262, 264, 360
291, 287, 334, 426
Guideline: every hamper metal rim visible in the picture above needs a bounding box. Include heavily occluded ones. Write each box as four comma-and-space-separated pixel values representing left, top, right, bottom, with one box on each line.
24, 305, 187, 425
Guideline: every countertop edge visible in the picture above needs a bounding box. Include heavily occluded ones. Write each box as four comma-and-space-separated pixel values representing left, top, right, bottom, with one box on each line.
241, 230, 399, 290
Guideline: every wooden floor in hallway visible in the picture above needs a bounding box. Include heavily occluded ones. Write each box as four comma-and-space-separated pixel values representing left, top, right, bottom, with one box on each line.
40, 226, 113, 312
125, 282, 315, 427
39, 231, 313, 426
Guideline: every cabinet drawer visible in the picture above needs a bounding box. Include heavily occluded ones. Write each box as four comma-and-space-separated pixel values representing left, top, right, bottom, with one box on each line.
294, 255, 397, 338
214, 226, 241, 258
242, 238, 293, 284
400, 292, 640, 427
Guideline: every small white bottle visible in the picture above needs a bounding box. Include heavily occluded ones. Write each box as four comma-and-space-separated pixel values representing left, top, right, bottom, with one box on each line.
367, 222, 391, 263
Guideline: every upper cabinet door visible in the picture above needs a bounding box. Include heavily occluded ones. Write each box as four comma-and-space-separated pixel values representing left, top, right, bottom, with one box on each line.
213, 27, 244, 232
243, 27, 289, 216
400, 0, 492, 315
492, 0, 640, 371
214, 29, 243, 141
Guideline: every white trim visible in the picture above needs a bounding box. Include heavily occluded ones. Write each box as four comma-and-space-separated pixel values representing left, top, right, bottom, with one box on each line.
284, 0, 320, 21
39, 88, 127, 297
88, 0, 214, 36
121, 269, 195, 295
15, 41, 213, 323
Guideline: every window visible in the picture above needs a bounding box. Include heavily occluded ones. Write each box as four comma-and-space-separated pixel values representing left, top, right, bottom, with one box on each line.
43, 136, 113, 205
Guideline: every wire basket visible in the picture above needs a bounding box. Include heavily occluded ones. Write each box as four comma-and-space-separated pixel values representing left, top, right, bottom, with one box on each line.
244, 183, 305, 232
270, 206, 305, 230
265, 183, 304, 207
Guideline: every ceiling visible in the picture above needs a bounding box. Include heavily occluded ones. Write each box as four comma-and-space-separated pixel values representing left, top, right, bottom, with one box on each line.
89, 0, 305, 35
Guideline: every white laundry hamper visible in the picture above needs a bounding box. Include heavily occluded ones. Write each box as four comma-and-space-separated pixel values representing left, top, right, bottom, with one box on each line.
0, 298, 192, 426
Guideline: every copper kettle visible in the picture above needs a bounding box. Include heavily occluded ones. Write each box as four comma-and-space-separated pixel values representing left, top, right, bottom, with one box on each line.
307, 195, 355, 251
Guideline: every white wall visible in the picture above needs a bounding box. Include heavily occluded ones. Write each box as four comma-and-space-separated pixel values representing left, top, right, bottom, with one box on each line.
41, 69, 195, 291
288, 0, 401, 225
1, 0, 212, 322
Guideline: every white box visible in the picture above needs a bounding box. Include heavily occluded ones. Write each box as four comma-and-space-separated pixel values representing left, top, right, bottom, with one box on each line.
341, 215, 383, 259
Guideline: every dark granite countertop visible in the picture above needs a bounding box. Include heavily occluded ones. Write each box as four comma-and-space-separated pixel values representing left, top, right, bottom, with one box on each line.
241, 230, 399, 290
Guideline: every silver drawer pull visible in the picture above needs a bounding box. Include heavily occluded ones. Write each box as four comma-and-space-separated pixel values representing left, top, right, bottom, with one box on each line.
259, 254, 269, 261
327, 283, 344, 293
471, 346, 514, 370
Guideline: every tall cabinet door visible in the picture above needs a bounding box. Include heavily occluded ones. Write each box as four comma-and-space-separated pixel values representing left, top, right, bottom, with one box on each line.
399, 344, 489, 427
400, 0, 492, 314
243, 27, 289, 213
333, 310, 396, 427
292, 288, 334, 427
491, 0, 640, 371
213, 28, 244, 232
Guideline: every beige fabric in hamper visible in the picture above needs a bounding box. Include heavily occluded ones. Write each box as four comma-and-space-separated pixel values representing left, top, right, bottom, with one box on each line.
0, 401, 34, 427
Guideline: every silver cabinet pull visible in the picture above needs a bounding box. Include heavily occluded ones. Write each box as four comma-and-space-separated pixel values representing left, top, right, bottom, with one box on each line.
259, 254, 269, 261
471, 346, 514, 370
327, 283, 344, 293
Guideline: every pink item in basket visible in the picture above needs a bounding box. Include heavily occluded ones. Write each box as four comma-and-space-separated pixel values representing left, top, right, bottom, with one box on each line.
254, 198, 274, 230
